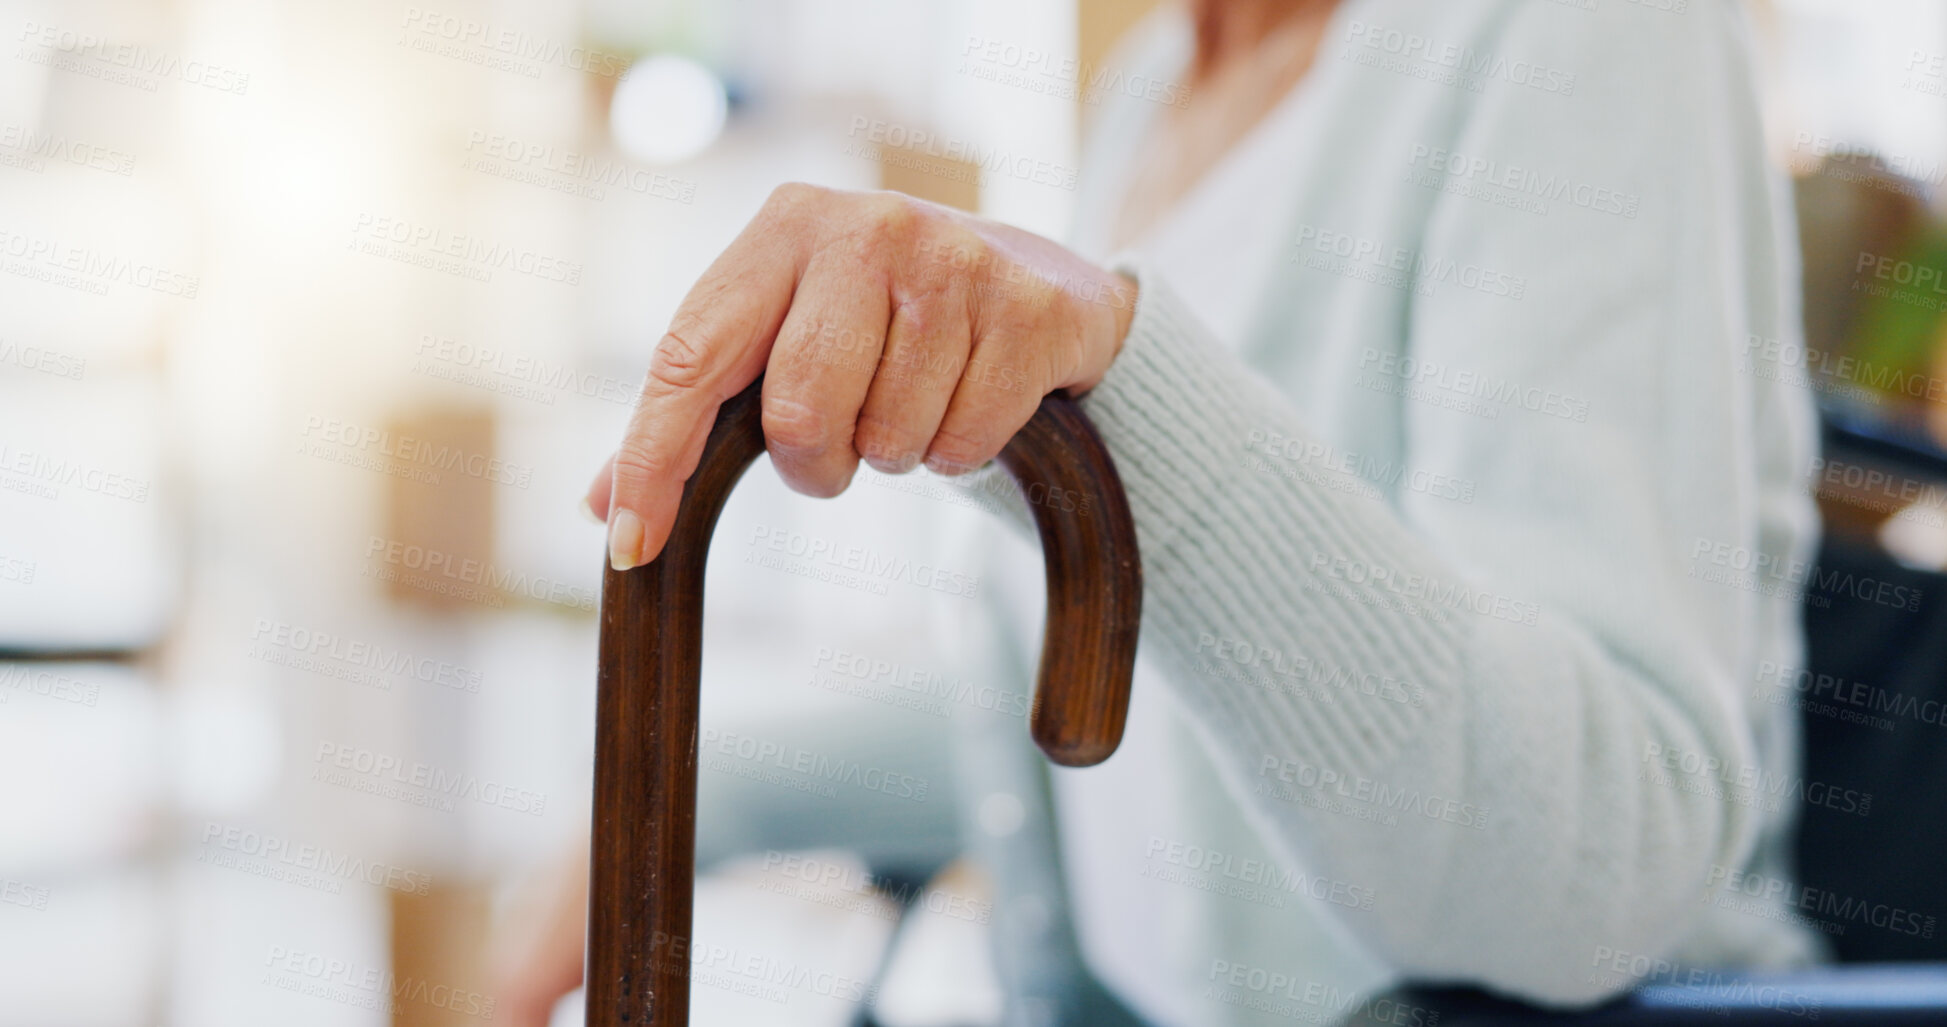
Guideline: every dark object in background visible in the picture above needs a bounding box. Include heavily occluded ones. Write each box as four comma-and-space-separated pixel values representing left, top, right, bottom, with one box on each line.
1338, 966, 1947, 1026
1795, 537, 1947, 964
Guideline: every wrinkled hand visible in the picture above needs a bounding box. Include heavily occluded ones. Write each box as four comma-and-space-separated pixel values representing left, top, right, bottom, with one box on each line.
583, 184, 1137, 568
491, 834, 590, 1027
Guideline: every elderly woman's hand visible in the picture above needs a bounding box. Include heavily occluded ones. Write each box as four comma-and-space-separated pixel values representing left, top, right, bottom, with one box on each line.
583, 184, 1137, 569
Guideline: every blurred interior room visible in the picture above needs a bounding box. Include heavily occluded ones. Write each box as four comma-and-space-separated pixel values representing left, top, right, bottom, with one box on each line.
3, 0, 1947, 1024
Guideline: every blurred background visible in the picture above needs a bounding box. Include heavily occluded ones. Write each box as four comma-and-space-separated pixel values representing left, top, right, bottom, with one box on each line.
1, 0, 1946, 1024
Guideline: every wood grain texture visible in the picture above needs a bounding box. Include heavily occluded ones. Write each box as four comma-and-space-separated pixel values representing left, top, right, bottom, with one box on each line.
587, 377, 1141, 1026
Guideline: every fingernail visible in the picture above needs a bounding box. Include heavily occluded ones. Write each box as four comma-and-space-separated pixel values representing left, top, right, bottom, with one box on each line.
578, 497, 603, 525
608, 509, 645, 571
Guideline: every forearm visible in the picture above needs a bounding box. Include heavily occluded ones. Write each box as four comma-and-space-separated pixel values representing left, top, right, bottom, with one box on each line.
1071, 271, 1761, 1004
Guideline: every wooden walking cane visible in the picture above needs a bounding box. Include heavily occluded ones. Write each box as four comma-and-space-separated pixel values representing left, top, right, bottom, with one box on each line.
586, 376, 1142, 1026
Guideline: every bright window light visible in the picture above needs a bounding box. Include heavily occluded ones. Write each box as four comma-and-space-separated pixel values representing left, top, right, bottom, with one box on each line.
609, 54, 729, 165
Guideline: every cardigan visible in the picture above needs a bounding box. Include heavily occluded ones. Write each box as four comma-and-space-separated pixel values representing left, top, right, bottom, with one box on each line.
950, 0, 1826, 1019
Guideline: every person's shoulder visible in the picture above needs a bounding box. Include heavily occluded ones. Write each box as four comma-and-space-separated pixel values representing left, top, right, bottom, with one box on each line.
1331, 0, 1768, 183
1336, 0, 1756, 95
1346, 0, 1745, 42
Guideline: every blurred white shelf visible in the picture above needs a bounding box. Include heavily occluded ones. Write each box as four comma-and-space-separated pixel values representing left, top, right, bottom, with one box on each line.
0, 375, 179, 653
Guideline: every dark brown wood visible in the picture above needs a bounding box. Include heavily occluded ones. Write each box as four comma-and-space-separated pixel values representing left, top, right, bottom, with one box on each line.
993, 387, 1143, 768
587, 377, 1142, 1026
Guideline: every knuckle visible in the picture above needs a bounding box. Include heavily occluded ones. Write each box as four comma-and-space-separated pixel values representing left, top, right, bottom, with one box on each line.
766, 181, 825, 216
993, 331, 1061, 395
925, 427, 999, 477
863, 192, 925, 249
925, 227, 976, 266
961, 236, 1003, 282
1026, 273, 1065, 310
984, 294, 1049, 339
1032, 330, 1079, 390
910, 260, 971, 311
887, 299, 947, 356
1042, 281, 1084, 323
854, 415, 924, 471
963, 234, 996, 270
762, 397, 840, 455
909, 228, 987, 293
647, 330, 710, 391
611, 441, 674, 486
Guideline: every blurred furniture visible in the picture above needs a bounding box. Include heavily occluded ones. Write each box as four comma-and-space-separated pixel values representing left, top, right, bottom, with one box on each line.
0, 331, 178, 1025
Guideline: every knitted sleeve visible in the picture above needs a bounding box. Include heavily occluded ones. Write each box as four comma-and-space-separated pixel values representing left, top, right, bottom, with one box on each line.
1045, 0, 1819, 1005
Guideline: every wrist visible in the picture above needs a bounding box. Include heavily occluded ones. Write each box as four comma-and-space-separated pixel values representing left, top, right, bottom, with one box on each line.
1072, 271, 1139, 397
1109, 272, 1139, 360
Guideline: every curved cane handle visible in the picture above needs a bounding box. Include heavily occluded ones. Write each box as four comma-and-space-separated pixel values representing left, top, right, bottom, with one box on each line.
586, 376, 1141, 1026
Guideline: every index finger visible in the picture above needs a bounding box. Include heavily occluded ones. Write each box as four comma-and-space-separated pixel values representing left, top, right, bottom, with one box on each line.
607, 215, 805, 570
